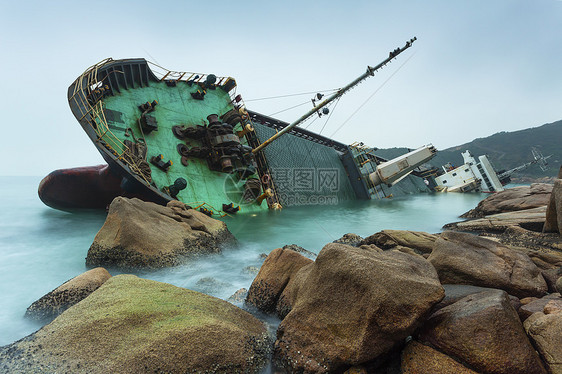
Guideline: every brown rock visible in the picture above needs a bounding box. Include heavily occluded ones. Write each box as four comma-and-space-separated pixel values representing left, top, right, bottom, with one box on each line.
245, 248, 313, 314
543, 167, 562, 233
542, 267, 562, 293
519, 294, 562, 321
448, 206, 547, 233
500, 225, 562, 252
401, 340, 479, 374
437, 284, 520, 311
418, 290, 547, 374
557, 277, 562, 293
358, 244, 383, 252
274, 243, 444, 373
461, 183, 552, 218
544, 299, 562, 314
428, 231, 547, 298
282, 244, 317, 259
86, 197, 235, 269
360, 230, 438, 254
275, 261, 314, 319
521, 297, 539, 305
524, 311, 562, 373
333, 233, 364, 247
25, 267, 111, 322
527, 250, 562, 270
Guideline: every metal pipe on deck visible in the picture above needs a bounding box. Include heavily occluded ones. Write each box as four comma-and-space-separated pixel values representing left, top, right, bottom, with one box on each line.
252, 37, 417, 154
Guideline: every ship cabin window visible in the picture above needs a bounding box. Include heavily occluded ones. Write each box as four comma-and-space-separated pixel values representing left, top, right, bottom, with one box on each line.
452, 173, 457, 176
442, 180, 447, 184
464, 169, 469, 172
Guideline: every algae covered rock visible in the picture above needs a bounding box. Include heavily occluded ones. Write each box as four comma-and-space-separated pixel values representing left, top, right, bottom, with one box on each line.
0, 275, 270, 373
25, 267, 111, 322
428, 231, 547, 298
87, 197, 235, 269
273, 243, 444, 373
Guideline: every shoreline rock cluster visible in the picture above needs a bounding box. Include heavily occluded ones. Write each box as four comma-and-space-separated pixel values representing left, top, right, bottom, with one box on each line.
2, 174, 561, 373
246, 228, 560, 373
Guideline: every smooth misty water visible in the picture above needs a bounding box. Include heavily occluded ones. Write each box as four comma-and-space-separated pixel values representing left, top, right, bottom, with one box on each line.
0, 176, 488, 347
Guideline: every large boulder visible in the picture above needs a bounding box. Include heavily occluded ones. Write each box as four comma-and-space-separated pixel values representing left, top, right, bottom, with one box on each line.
461, 183, 552, 218
418, 290, 547, 374
0, 275, 271, 373
246, 247, 313, 314
273, 243, 445, 373
544, 179, 562, 235
359, 230, 438, 255
543, 166, 562, 234
87, 197, 235, 269
524, 312, 562, 374
25, 267, 111, 322
401, 340, 479, 374
428, 231, 547, 298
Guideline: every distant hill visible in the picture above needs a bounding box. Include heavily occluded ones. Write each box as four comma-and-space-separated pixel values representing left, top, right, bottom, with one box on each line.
375, 120, 562, 180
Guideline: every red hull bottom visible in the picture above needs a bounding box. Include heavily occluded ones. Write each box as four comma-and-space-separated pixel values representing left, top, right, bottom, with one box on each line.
38, 164, 130, 211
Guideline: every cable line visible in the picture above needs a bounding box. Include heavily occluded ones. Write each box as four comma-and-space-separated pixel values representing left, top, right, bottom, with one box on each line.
330, 52, 416, 138
267, 101, 310, 117
245, 88, 340, 102
318, 97, 341, 135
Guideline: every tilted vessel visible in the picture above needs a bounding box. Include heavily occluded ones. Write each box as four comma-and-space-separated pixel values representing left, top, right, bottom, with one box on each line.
39, 38, 438, 214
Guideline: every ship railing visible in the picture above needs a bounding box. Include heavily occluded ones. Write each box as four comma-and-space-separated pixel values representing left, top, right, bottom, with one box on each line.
69, 58, 129, 158
69, 58, 258, 188
68, 58, 154, 185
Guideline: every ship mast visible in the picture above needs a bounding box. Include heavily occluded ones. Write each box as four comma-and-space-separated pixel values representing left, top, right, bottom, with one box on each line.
252, 37, 417, 154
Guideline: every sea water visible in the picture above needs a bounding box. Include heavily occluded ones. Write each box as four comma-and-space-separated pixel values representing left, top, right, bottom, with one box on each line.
0, 176, 488, 347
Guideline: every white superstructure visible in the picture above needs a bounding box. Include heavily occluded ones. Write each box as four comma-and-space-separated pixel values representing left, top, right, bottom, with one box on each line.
434, 150, 505, 193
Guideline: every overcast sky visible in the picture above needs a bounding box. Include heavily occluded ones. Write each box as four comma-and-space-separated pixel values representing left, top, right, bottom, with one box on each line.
1, 0, 560, 176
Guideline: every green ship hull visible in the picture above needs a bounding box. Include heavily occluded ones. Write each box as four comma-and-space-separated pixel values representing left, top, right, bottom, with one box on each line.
68, 58, 274, 215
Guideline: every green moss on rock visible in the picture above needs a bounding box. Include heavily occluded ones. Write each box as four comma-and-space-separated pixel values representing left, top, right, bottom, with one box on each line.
0, 275, 271, 373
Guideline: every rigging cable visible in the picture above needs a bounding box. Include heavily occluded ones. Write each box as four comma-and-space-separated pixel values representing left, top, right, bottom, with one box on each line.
317, 96, 342, 135
245, 88, 340, 102
267, 101, 310, 117
330, 51, 416, 138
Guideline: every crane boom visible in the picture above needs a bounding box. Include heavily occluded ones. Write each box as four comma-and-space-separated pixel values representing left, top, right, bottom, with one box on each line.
252, 37, 417, 154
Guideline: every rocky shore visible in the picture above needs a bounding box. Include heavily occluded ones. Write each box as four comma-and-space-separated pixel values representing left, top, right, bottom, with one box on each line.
1, 171, 561, 373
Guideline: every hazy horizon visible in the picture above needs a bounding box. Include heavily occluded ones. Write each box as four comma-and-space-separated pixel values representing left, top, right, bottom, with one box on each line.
1, 0, 561, 176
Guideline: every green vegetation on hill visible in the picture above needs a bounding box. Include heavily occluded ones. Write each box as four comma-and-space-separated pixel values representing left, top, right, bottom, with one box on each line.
375, 120, 562, 179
